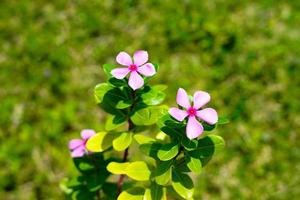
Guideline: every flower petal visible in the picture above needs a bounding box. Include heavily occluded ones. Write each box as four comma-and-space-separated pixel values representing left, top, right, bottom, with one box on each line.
186, 116, 204, 140
133, 50, 148, 66
193, 91, 211, 109
128, 71, 144, 90
177, 88, 191, 109
71, 146, 86, 158
116, 51, 132, 66
68, 139, 84, 150
138, 63, 156, 77
196, 108, 218, 125
169, 107, 188, 121
111, 68, 130, 79
81, 129, 96, 140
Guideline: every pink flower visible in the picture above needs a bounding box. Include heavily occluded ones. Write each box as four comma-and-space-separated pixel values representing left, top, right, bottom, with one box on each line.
68, 129, 96, 158
169, 88, 218, 140
111, 50, 156, 90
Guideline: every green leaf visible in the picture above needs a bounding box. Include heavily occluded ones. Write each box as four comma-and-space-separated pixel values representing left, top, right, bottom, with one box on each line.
172, 169, 194, 199
160, 125, 184, 139
86, 132, 115, 152
190, 135, 225, 166
85, 174, 104, 192
157, 142, 179, 161
185, 153, 202, 174
126, 161, 151, 181
140, 143, 162, 159
153, 63, 159, 71
150, 182, 165, 200
218, 116, 230, 125
141, 85, 167, 106
108, 77, 127, 87
181, 136, 198, 151
116, 99, 132, 109
203, 122, 216, 131
107, 162, 130, 174
134, 134, 155, 145
118, 187, 145, 200
131, 106, 168, 126
103, 64, 116, 77
153, 160, 173, 185
99, 87, 128, 116
112, 132, 132, 151
143, 189, 152, 200
105, 114, 127, 131
94, 83, 113, 104
108, 162, 151, 181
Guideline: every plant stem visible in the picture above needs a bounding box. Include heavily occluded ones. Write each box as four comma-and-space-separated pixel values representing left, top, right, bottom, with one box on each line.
116, 90, 136, 195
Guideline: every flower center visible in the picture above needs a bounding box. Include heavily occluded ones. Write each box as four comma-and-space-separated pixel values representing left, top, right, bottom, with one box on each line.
128, 64, 137, 71
187, 107, 197, 117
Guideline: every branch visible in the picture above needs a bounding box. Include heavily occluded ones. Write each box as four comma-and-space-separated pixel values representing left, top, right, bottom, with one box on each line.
117, 90, 136, 195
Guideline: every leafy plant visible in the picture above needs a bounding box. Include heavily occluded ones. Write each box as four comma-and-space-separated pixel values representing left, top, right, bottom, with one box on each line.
61, 50, 226, 199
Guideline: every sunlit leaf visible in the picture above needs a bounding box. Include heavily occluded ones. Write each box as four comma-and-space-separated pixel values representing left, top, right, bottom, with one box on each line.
86, 132, 115, 152
107, 162, 130, 174
118, 187, 145, 200
126, 161, 151, 181
171, 169, 194, 199
112, 132, 132, 151
157, 142, 179, 161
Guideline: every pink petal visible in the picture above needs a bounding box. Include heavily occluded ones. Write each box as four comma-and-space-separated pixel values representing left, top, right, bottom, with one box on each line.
138, 63, 156, 77
196, 108, 218, 125
68, 139, 84, 150
133, 50, 148, 66
81, 129, 96, 140
186, 116, 204, 140
71, 146, 86, 158
116, 51, 132, 66
193, 91, 211, 109
176, 88, 191, 109
128, 71, 144, 90
169, 107, 188, 121
111, 68, 130, 79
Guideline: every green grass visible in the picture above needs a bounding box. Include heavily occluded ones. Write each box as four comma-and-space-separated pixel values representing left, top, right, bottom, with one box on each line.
0, 0, 300, 199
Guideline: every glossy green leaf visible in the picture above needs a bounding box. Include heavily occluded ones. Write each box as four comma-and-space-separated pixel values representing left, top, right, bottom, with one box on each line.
185, 153, 202, 174
181, 136, 198, 151
107, 162, 130, 174
108, 77, 127, 87
134, 134, 155, 145
190, 135, 225, 166
157, 142, 179, 161
103, 64, 116, 77
116, 100, 132, 109
153, 63, 159, 71
118, 187, 145, 200
99, 87, 128, 115
153, 160, 173, 185
105, 114, 127, 131
203, 122, 216, 131
131, 106, 168, 126
126, 161, 151, 181
171, 169, 194, 199
140, 143, 162, 159
112, 132, 132, 151
86, 132, 115, 152
141, 85, 167, 106
143, 189, 152, 200
151, 182, 167, 200
94, 83, 113, 104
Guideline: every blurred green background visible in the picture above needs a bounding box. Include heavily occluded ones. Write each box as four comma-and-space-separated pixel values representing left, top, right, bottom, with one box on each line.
1, 0, 300, 199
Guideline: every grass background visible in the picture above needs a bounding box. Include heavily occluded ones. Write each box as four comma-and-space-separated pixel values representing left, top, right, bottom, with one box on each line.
1, 0, 300, 199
